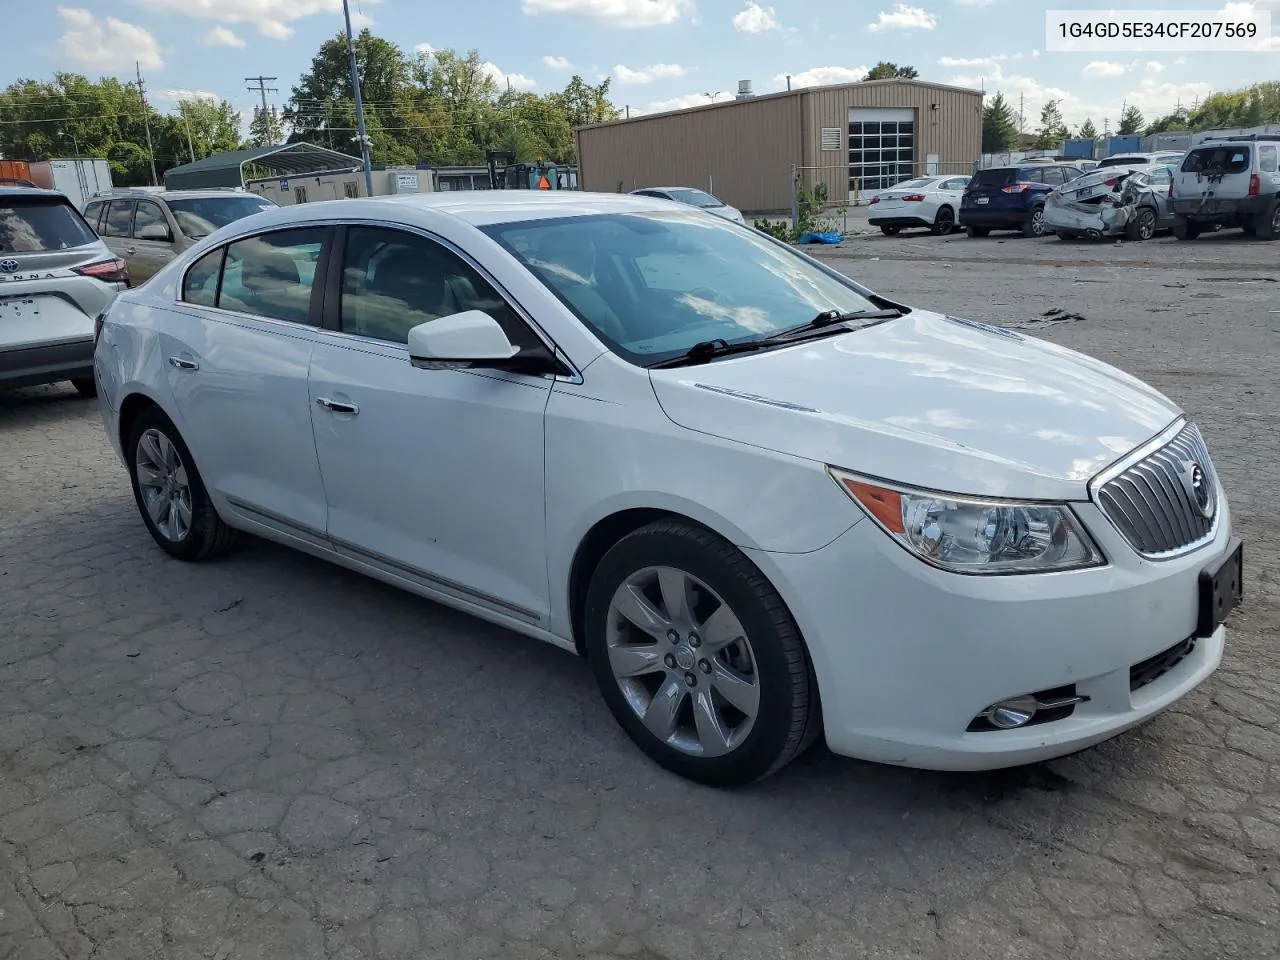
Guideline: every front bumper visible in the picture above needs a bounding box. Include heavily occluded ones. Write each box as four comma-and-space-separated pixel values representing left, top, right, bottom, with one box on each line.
747, 494, 1234, 771
0, 338, 94, 389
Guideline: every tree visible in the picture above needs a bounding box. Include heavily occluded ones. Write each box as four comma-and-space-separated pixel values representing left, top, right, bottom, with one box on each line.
1077, 118, 1099, 141
863, 62, 919, 81
981, 92, 1019, 152
1117, 104, 1145, 135
248, 106, 285, 147
169, 97, 242, 161
1034, 99, 1068, 149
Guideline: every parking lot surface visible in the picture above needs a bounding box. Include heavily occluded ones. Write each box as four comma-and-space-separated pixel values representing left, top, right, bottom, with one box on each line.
2, 228, 1278, 960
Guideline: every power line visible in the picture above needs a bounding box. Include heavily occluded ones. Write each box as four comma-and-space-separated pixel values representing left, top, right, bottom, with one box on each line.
245, 75, 279, 118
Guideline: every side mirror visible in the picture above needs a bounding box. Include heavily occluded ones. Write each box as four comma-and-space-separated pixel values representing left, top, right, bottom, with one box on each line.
408, 310, 519, 367
137, 223, 172, 242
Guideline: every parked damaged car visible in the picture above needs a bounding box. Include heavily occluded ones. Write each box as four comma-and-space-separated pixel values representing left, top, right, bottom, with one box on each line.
1046, 164, 1176, 241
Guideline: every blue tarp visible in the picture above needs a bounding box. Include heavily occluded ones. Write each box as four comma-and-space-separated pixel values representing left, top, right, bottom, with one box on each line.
797, 230, 843, 244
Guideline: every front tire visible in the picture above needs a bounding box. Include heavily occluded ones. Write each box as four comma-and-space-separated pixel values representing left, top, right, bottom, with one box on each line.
584, 520, 819, 786
1022, 205, 1047, 238
965, 225, 990, 238
127, 407, 240, 562
879, 225, 901, 236
1255, 199, 1280, 241
1173, 216, 1201, 241
70, 377, 96, 398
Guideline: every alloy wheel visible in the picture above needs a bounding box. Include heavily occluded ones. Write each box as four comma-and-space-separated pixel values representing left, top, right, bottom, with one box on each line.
605, 565, 760, 758
1031, 209, 1046, 235
935, 208, 955, 234
135, 427, 193, 542
1139, 210, 1156, 240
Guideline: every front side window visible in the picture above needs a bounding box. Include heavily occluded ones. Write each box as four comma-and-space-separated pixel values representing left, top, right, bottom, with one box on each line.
182, 247, 223, 306
0, 197, 99, 252
339, 226, 537, 349
132, 201, 170, 240
165, 195, 275, 240
218, 228, 325, 324
102, 200, 135, 238
83, 200, 105, 232
482, 210, 880, 366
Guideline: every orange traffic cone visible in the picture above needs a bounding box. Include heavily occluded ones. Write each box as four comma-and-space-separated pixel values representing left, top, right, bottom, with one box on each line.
538, 174, 551, 190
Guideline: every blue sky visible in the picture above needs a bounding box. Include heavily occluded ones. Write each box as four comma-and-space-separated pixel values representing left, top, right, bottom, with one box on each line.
11, 0, 1280, 134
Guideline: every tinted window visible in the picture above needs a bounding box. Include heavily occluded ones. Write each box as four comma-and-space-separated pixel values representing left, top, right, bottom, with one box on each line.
0, 197, 99, 252
1260, 144, 1277, 173
132, 201, 169, 240
83, 200, 105, 232
102, 200, 135, 238
971, 168, 1018, 188
1020, 168, 1045, 183
1183, 146, 1250, 175
182, 248, 223, 307
340, 227, 536, 348
482, 210, 879, 366
218, 228, 325, 324
1039, 167, 1066, 185
165, 195, 275, 240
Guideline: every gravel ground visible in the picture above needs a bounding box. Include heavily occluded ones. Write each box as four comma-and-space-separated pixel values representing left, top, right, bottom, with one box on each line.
1, 227, 1278, 960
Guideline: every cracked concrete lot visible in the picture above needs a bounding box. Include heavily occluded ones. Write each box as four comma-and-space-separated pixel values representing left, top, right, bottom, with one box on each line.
2, 227, 1278, 959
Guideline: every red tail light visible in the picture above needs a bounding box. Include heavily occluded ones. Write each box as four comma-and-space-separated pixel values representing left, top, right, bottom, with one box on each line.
1249, 173, 1261, 196
74, 258, 129, 285
1103, 177, 1119, 187
1001, 182, 1033, 193
902, 193, 926, 202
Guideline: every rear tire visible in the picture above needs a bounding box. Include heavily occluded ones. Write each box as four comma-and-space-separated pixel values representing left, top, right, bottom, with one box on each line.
1173, 216, 1201, 241
70, 377, 96, 399
1022, 205, 1047, 238
1126, 207, 1157, 242
127, 407, 240, 562
965, 225, 990, 238
1254, 199, 1280, 241
879, 225, 901, 236
584, 520, 820, 787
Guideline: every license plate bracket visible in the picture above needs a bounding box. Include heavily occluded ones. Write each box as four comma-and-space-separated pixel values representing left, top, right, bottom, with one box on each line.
976, 196, 989, 204
1197, 538, 1243, 638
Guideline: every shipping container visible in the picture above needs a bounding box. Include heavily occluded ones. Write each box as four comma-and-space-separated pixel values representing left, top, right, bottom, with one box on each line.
1062, 139, 1097, 160
27, 158, 113, 210
1105, 135, 1142, 156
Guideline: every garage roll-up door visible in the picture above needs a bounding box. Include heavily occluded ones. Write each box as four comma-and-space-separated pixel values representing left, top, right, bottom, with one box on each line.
849, 107, 917, 193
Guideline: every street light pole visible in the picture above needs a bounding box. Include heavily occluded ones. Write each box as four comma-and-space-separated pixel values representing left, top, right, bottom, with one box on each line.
342, 0, 375, 197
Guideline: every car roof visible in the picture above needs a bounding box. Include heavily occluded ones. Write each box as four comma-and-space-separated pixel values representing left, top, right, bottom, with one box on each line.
0, 185, 73, 201
634, 187, 710, 194
89, 189, 265, 201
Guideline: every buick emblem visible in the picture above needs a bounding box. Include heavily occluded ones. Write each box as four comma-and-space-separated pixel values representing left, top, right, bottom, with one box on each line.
0, 259, 19, 273
1179, 459, 1215, 519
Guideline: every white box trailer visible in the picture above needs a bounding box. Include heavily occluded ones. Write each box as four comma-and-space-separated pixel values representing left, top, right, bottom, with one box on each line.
28, 158, 114, 211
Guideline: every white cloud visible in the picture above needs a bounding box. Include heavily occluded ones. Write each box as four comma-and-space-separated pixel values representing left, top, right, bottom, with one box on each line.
415, 42, 435, 56
733, 3, 780, 32
520, 0, 690, 27
482, 62, 537, 90
155, 88, 220, 102
350, 9, 374, 27
867, 3, 937, 32
542, 55, 574, 68
1083, 61, 1127, 78
136, 0, 382, 42
773, 66, 870, 90
203, 26, 246, 48
635, 91, 731, 114
953, 0, 1000, 5
614, 63, 686, 84
56, 7, 164, 70
1174, 56, 1187, 64
939, 55, 1005, 67
1145, 60, 1166, 73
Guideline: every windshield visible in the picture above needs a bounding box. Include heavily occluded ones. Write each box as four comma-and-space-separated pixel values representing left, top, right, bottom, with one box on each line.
666, 188, 723, 208
0, 197, 97, 252
482, 210, 880, 366
889, 177, 939, 190
1098, 156, 1150, 167
166, 195, 275, 239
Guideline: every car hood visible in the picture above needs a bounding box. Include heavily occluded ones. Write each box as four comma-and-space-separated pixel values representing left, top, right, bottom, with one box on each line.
649, 309, 1181, 501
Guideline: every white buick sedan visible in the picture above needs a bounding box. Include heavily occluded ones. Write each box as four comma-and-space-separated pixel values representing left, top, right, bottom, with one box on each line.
93, 191, 1242, 786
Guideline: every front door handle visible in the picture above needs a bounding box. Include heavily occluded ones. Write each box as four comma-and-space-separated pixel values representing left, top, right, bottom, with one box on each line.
316, 397, 359, 415
167, 356, 198, 370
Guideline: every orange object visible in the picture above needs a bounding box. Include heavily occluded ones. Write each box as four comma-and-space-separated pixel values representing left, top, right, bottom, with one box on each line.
538, 174, 551, 190
0, 159, 33, 184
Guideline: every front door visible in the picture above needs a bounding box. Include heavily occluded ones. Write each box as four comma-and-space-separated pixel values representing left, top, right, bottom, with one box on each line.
163, 226, 332, 539
308, 225, 553, 624
127, 199, 179, 283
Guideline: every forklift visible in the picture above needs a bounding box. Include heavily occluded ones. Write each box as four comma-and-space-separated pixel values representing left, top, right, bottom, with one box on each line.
485, 150, 573, 191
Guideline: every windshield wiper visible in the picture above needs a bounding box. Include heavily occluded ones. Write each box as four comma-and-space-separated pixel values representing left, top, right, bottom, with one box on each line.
778, 308, 903, 337
648, 338, 772, 368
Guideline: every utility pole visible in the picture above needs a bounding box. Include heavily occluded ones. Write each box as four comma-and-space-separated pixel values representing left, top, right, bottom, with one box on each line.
179, 104, 196, 163
135, 61, 159, 185
245, 75, 279, 144
1018, 92, 1024, 136
341, 0, 375, 197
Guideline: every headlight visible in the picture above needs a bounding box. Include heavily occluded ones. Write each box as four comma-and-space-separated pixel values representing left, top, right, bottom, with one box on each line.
828, 468, 1104, 574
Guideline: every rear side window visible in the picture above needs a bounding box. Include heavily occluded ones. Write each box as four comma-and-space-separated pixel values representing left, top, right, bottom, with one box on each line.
182, 247, 223, 307
1039, 167, 1066, 185
218, 228, 326, 325
971, 168, 1017, 188
1020, 168, 1045, 183
1183, 146, 1250, 174
0, 197, 99, 252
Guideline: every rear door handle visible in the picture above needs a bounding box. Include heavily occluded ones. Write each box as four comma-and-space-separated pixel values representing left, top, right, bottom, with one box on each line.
167, 356, 198, 370
316, 397, 359, 415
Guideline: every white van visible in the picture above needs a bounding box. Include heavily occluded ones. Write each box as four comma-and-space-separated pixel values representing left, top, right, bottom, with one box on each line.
1171, 135, 1280, 240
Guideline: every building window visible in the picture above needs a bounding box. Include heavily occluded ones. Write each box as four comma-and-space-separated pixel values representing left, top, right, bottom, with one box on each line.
848, 115, 916, 194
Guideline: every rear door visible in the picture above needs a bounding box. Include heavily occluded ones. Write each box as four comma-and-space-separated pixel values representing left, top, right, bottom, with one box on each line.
98, 199, 135, 264
1176, 144, 1252, 203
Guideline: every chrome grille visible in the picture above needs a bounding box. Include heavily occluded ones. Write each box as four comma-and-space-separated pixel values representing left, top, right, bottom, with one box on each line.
1096, 423, 1218, 557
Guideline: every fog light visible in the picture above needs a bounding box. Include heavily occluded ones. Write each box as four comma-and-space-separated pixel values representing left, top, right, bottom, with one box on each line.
984, 696, 1039, 729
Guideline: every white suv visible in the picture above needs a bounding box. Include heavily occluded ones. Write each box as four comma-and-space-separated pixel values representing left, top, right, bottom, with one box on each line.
1171, 135, 1280, 240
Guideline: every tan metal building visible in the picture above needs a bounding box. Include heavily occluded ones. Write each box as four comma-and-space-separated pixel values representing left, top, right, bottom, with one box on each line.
575, 78, 983, 214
